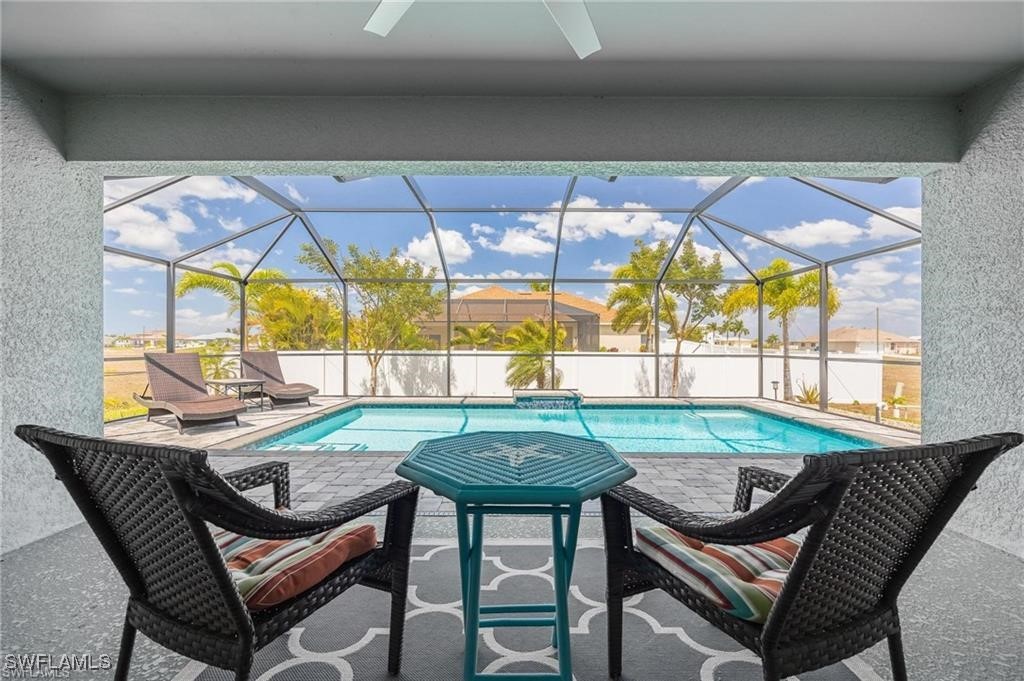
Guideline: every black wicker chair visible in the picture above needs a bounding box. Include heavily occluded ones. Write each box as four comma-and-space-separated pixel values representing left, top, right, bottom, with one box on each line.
14, 425, 420, 681
601, 433, 1023, 681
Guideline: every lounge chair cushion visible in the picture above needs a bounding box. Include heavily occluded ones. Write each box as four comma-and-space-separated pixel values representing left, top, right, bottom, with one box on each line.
635, 525, 802, 623
213, 523, 378, 611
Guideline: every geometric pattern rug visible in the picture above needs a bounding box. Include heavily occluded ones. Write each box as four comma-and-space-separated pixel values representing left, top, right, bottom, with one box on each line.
172, 541, 884, 681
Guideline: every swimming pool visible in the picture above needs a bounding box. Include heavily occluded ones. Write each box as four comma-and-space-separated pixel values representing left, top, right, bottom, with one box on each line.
254, 405, 879, 454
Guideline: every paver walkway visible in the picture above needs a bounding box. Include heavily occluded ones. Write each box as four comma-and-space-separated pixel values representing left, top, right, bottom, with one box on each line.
211, 450, 804, 516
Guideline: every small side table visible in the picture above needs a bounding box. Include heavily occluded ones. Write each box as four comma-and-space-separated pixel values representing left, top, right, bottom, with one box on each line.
397, 431, 635, 681
206, 378, 265, 411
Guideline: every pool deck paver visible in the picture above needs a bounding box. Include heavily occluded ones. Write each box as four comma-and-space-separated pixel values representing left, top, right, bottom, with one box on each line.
209, 449, 804, 516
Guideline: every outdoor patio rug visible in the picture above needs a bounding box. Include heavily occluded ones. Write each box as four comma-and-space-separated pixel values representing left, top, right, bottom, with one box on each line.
173, 541, 883, 681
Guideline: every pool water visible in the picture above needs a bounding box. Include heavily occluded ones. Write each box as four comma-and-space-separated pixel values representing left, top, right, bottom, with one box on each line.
254, 405, 879, 454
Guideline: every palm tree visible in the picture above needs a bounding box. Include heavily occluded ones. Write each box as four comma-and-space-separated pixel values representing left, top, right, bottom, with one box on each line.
499, 318, 568, 389
607, 240, 670, 352
704, 321, 720, 345
175, 262, 288, 314
528, 282, 551, 292
723, 259, 839, 401
259, 286, 343, 351
175, 262, 290, 348
722, 317, 749, 346
451, 322, 499, 349
765, 333, 781, 349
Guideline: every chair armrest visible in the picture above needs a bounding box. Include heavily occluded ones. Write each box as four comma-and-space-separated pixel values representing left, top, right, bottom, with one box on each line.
733, 466, 793, 512
195, 480, 419, 540
604, 483, 809, 546
604, 484, 721, 535
286, 481, 418, 530
224, 461, 290, 509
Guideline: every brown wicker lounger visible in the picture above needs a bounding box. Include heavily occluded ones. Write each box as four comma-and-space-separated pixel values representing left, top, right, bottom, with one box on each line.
133, 352, 246, 433
240, 351, 318, 407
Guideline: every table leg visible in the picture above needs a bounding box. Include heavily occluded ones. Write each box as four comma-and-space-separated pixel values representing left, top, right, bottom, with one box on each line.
550, 505, 581, 681
459, 507, 484, 681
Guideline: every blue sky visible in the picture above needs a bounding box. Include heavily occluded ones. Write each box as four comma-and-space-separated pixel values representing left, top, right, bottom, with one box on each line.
103, 176, 922, 339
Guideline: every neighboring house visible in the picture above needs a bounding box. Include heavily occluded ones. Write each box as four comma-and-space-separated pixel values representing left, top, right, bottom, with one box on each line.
124, 330, 169, 348
418, 286, 643, 352
796, 327, 921, 356
707, 336, 758, 352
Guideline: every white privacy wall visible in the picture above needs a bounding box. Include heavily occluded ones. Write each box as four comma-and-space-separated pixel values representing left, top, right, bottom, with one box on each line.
266, 352, 886, 402
924, 67, 1024, 559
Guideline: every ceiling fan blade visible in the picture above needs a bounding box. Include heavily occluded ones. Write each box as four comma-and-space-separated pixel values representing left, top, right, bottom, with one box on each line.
364, 0, 416, 37
542, 0, 601, 59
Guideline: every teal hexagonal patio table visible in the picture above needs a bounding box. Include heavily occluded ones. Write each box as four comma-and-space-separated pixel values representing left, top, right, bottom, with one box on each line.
396, 431, 636, 681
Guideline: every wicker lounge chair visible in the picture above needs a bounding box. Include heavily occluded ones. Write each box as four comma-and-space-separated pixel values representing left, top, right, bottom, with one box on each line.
133, 352, 246, 433
240, 351, 318, 407
14, 425, 419, 681
601, 433, 1023, 681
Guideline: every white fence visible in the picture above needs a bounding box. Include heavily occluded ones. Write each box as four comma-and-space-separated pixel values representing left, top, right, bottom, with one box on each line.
271, 350, 896, 403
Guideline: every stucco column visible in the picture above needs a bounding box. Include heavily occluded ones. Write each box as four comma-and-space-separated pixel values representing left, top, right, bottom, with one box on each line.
923, 67, 1024, 558
1, 69, 101, 553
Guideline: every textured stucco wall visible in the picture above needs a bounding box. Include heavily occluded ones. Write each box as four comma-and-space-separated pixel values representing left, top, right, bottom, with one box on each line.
65, 94, 959, 163
0, 70, 101, 553
923, 67, 1024, 559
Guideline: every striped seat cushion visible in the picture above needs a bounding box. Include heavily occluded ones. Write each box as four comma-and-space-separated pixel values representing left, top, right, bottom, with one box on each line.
213, 523, 378, 611
635, 525, 802, 624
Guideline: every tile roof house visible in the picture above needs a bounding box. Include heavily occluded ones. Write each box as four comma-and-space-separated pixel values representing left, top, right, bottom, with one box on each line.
418, 286, 643, 352
796, 327, 921, 356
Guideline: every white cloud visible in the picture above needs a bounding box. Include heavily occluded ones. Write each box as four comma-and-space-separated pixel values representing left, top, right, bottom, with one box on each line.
188, 243, 262, 270
104, 176, 258, 209
837, 256, 902, 298
743, 206, 921, 253
283, 182, 309, 204
113, 287, 140, 294
589, 259, 621, 273
104, 253, 165, 271
217, 216, 246, 232
103, 177, 264, 256
691, 242, 745, 272
104, 203, 196, 257
175, 308, 234, 334
132, 277, 145, 285
470, 223, 496, 236
762, 218, 865, 249
865, 206, 921, 239
129, 309, 154, 318
677, 176, 765, 191
520, 196, 683, 243
902, 272, 921, 285
404, 228, 473, 268
102, 177, 175, 205
451, 285, 485, 298
477, 228, 555, 257
452, 269, 548, 279
830, 296, 921, 326
103, 278, 112, 286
